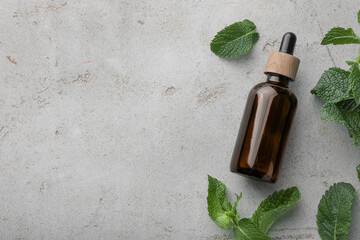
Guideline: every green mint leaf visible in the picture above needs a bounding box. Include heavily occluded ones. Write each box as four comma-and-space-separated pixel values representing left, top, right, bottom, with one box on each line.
207, 175, 234, 229
317, 182, 356, 240
311, 68, 350, 103
346, 61, 357, 66
321, 27, 360, 45
232, 193, 242, 212
336, 98, 360, 112
210, 20, 259, 58
233, 219, 271, 240
232, 193, 242, 221
320, 103, 360, 145
348, 63, 360, 104
358, 10, 360, 25
357, 164, 360, 181
251, 186, 301, 233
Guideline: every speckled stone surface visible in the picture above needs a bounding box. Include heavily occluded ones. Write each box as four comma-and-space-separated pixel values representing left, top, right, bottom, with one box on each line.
0, 0, 359, 239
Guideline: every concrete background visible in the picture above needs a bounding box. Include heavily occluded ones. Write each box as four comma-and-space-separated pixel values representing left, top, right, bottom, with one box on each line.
0, 0, 360, 239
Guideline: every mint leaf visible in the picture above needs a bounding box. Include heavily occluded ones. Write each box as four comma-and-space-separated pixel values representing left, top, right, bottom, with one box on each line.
346, 61, 357, 66
233, 219, 271, 240
207, 175, 235, 229
311, 68, 350, 103
317, 182, 356, 240
210, 20, 259, 58
348, 63, 360, 104
251, 186, 301, 233
232, 193, 242, 212
206, 176, 302, 237
357, 164, 360, 181
232, 193, 242, 221
321, 27, 360, 45
321, 103, 360, 145
336, 99, 360, 112
313, 11, 360, 145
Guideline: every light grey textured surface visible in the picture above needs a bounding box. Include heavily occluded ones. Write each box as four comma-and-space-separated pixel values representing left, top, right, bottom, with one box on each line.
1, 0, 360, 239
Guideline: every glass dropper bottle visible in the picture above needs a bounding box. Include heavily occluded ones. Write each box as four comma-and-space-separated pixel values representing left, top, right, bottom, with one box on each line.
230, 32, 300, 183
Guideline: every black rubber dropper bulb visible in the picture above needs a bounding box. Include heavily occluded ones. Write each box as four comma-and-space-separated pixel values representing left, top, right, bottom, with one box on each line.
279, 32, 297, 55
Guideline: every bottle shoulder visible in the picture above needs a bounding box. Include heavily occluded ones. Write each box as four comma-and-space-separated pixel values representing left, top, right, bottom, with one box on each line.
252, 82, 295, 95
250, 82, 297, 102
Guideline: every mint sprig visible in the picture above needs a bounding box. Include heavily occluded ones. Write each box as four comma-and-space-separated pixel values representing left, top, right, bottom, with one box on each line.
207, 175, 300, 239
312, 65, 360, 147
210, 20, 259, 58
311, 10, 360, 147
317, 182, 356, 240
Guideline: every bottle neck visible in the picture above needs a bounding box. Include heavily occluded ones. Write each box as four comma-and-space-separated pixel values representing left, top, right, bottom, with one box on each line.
265, 73, 290, 87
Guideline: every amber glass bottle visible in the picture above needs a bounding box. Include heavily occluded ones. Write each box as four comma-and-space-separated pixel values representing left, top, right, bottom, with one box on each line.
230, 33, 300, 183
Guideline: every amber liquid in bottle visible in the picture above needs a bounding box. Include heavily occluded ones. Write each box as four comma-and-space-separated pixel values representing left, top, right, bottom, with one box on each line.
230, 74, 297, 183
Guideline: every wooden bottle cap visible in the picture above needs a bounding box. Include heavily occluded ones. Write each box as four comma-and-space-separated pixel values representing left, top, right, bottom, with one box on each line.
264, 51, 300, 81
